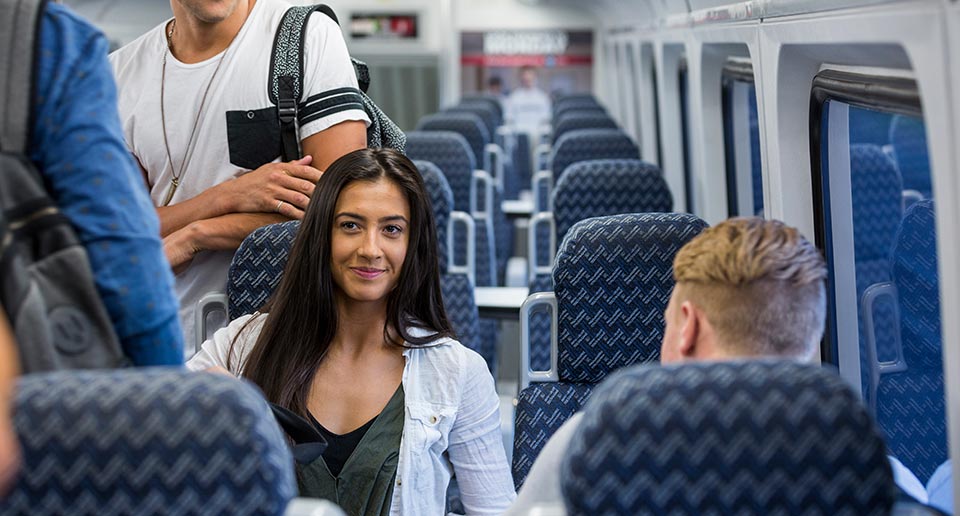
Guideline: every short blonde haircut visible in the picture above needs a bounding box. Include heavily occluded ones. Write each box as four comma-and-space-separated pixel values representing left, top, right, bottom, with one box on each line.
672, 217, 827, 359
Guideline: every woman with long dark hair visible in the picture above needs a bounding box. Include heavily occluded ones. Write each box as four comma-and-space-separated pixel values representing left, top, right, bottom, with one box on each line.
187, 148, 515, 514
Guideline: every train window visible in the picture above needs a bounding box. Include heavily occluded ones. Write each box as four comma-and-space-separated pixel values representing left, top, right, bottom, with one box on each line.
811, 70, 947, 489
721, 59, 763, 217
678, 58, 694, 214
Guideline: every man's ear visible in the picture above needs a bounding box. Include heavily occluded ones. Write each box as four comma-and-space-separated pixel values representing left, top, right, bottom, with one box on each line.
678, 300, 700, 358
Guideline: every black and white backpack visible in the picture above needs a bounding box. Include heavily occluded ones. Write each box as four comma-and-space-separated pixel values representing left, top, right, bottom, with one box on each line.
0, 0, 126, 372
269, 4, 406, 160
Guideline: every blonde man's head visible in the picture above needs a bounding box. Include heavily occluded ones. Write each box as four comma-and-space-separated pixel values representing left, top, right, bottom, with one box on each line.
664, 217, 827, 361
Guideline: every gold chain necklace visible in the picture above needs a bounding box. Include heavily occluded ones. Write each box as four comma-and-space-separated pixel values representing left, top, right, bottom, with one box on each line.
159, 18, 229, 206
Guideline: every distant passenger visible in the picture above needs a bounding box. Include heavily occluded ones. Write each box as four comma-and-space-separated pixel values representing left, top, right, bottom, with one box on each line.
488, 75, 507, 98
187, 149, 516, 514
0, 311, 19, 496
506, 217, 826, 514
110, 0, 369, 348
23, 2, 183, 365
506, 65, 552, 133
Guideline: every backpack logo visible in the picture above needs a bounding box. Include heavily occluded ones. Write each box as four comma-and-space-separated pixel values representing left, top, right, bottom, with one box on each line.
50, 306, 93, 355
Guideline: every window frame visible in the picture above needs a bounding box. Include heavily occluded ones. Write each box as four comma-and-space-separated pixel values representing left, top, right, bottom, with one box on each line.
721, 59, 761, 218
807, 69, 923, 365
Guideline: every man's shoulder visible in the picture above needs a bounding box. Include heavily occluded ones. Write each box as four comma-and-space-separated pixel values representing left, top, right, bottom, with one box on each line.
109, 21, 164, 70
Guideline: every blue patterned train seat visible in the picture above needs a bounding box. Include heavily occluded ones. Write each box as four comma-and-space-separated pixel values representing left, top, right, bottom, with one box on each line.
562, 361, 896, 515
1, 369, 296, 515
513, 213, 707, 488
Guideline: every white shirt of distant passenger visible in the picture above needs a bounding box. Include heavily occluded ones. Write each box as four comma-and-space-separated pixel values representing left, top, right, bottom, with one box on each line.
187, 316, 517, 515
507, 86, 552, 132
109, 0, 369, 346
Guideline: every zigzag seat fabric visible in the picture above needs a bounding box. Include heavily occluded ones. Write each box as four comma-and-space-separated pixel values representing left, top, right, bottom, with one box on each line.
537, 128, 640, 215
551, 114, 617, 144
550, 129, 640, 186
513, 383, 593, 490
228, 220, 299, 318
553, 98, 602, 119
512, 213, 708, 488
552, 159, 672, 243
527, 160, 674, 375
417, 159, 494, 370
879, 200, 945, 483
405, 131, 476, 212
553, 107, 608, 124
416, 113, 490, 168
413, 160, 453, 270
1, 369, 296, 516
447, 102, 500, 137
889, 115, 932, 198
562, 361, 897, 516
528, 273, 554, 373
406, 131, 501, 287
460, 94, 504, 121
850, 144, 903, 398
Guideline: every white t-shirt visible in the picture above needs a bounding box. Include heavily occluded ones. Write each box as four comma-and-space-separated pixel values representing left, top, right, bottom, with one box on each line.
110, 0, 370, 349
507, 87, 552, 133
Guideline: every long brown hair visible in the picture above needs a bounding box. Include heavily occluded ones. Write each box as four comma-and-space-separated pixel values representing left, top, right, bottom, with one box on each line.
237, 148, 453, 416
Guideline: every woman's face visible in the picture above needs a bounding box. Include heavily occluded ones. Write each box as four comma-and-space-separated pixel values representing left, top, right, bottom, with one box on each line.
330, 178, 410, 306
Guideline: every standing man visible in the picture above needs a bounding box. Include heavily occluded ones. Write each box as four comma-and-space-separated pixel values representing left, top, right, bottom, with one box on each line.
506, 65, 552, 133
111, 0, 369, 349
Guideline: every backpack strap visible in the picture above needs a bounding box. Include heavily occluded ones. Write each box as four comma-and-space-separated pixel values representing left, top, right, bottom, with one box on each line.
269, 4, 365, 161
0, 0, 46, 154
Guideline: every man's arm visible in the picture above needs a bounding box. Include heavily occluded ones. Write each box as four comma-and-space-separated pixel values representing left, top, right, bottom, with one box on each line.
30, 5, 183, 365
153, 156, 322, 237
163, 120, 367, 271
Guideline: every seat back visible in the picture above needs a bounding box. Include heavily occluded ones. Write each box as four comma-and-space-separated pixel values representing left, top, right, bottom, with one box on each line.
879, 199, 946, 483
553, 106, 607, 124
513, 213, 707, 488
447, 101, 500, 137
460, 93, 504, 121
414, 160, 453, 271
406, 131, 501, 286
405, 131, 476, 212
228, 220, 299, 318
1, 369, 296, 515
889, 115, 932, 198
550, 129, 640, 184
851, 144, 904, 397
417, 112, 491, 167
553, 98, 602, 119
553, 159, 672, 243
562, 361, 896, 515
551, 114, 617, 144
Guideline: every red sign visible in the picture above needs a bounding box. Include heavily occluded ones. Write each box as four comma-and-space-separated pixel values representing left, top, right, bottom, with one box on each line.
460, 54, 593, 67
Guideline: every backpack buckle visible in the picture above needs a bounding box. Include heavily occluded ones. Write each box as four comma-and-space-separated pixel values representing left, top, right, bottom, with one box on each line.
278, 98, 297, 123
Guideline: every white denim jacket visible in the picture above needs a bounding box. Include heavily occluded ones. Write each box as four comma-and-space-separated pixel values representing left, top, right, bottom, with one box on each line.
187, 314, 516, 515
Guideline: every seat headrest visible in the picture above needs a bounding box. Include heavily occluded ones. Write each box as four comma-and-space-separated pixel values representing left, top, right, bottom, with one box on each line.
553, 159, 671, 242
228, 220, 299, 318
416, 112, 490, 163
562, 361, 896, 515
551, 128, 639, 180
414, 160, 453, 273
405, 131, 476, 212
554, 212, 707, 382
850, 144, 902, 261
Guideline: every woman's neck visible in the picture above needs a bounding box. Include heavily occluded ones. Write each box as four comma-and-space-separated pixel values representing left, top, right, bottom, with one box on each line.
330, 298, 396, 358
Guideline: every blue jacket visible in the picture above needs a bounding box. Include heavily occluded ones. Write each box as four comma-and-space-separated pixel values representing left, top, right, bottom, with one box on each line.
28, 3, 183, 365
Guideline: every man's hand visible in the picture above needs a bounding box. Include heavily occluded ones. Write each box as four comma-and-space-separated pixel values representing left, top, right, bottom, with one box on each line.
215, 156, 322, 219
163, 223, 203, 275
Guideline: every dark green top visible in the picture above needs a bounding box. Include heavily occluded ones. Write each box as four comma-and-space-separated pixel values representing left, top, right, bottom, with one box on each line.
297, 385, 404, 516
